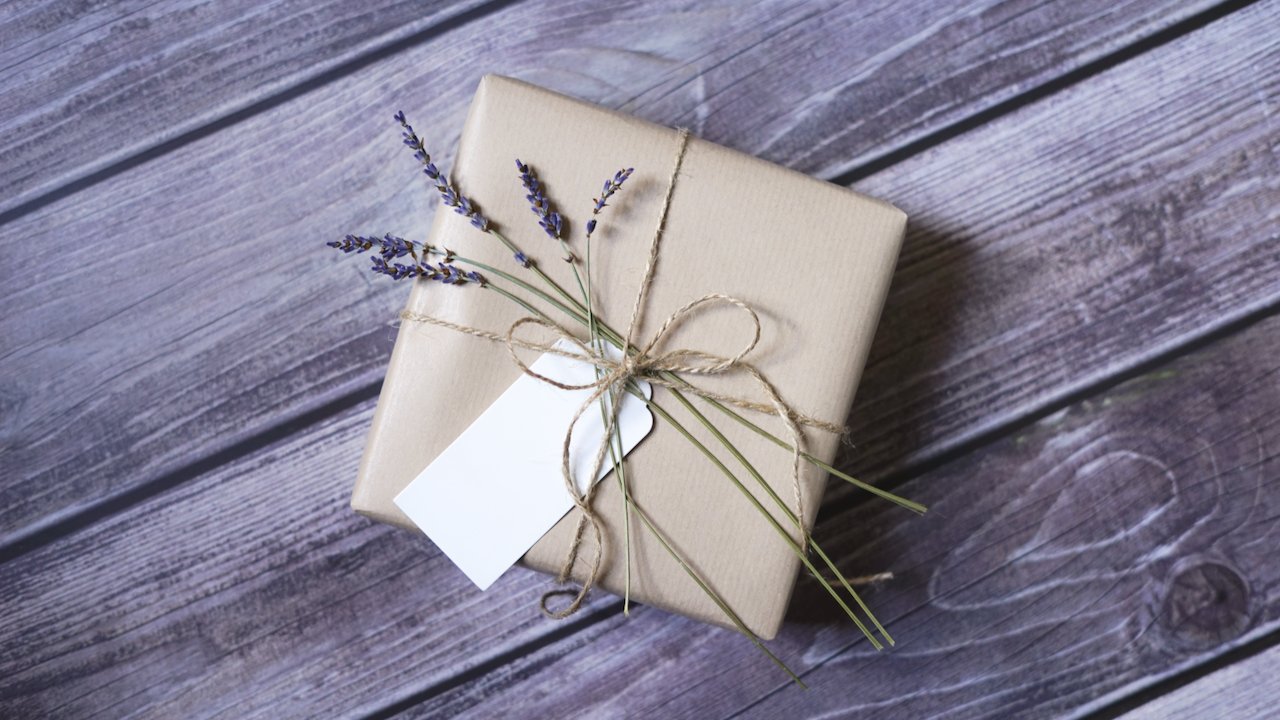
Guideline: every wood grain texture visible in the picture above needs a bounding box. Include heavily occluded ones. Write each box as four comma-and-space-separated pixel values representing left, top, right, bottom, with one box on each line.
829, 0, 1280, 488
0, 397, 618, 718
0, 0, 1228, 548
0, 0, 490, 216
1, 1, 1275, 717
402, 302, 1280, 720
0, 0, 1216, 219
1120, 644, 1280, 720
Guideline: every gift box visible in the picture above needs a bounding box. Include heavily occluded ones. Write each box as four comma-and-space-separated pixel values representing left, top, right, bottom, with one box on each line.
351, 75, 906, 640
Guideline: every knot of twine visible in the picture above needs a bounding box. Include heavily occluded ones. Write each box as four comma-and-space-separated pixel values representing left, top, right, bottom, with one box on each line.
400, 127, 847, 619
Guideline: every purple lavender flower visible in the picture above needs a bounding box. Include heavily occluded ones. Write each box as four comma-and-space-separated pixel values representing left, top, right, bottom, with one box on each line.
516, 159, 564, 240
586, 167, 634, 240
372, 257, 420, 280
439, 183, 458, 206
513, 251, 532, 268
330, 233, 444, 263
593, 167, 634, 214
379, 233, 412, 259
424, 262, 485, 286
369, 255, 483, 286
328, 234, 377, 253
394, 111, 489, 231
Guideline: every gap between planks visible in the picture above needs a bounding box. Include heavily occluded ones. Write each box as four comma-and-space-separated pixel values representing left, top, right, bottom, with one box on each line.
1078, 624, 1280, 719
0, 0, 522, 228
830, 0, 1261, 186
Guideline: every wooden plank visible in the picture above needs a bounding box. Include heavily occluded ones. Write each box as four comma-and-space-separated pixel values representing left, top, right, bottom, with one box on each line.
0, 397, 619, 718
0, 0, 1217, 219
1119, 644, 1280, 720
0, 0, 1227, 549
401, 306, 1280, 719
832, 0, 1280, 485
0, 0, 490, 216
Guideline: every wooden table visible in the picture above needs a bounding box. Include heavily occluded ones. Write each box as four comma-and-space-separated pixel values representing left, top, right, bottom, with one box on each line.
2, 1, 1277, 717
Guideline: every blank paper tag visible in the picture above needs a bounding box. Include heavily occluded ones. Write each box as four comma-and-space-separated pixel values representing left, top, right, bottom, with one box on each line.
394, 340, 654, 590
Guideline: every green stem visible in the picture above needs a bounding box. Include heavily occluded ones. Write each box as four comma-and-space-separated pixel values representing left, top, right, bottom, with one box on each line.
627, 498, 805, 686
459, 248, 923, 514
601, 391, 632, 614
445, 230, 917, 670
489, 279, 797, 674
693, 396, 926, 515
667, 391, 893, 646
487, 229, 581, 309
451, 254, 584, 322
638, 391, 882, 650
566, 232, 635, 617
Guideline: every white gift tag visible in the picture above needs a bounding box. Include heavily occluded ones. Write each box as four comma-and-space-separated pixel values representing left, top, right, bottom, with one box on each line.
394, 339, 655, 589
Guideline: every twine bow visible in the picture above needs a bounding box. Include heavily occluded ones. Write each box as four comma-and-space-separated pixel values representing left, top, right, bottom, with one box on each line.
399, 127, 848, 619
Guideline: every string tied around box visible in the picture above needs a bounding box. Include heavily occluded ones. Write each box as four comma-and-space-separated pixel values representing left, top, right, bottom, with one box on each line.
399, 127, 851, 619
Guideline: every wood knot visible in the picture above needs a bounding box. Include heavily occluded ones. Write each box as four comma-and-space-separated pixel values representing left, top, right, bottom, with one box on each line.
1159, 560, 1251, 652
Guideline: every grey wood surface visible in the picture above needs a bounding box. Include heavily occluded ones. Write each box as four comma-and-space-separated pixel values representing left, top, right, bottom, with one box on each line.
0, 0, 490, 217
1120, 645, 1280, 720
0, 0, 1227, 550
2, 0, 1278, 718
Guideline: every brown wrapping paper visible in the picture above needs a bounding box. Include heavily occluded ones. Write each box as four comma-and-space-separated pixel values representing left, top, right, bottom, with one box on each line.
352, 75, 905, 639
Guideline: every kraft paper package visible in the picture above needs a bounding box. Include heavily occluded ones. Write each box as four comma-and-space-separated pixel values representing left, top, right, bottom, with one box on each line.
352, 75, 905, 639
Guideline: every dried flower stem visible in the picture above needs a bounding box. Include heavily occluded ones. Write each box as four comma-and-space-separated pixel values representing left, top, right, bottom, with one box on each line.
428, 246, 922, 517
578, 170, 637, 615
474, 271, 889, 648
627, 495, 805, 687
664, 391, 893, 646
470, 230, 903, 642
641, 391, 883, 647
476, 280, 789, 666
457, 251, 925, 513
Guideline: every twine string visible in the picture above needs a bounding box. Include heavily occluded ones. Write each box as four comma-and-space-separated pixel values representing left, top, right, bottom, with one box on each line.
398, 127, 846, 619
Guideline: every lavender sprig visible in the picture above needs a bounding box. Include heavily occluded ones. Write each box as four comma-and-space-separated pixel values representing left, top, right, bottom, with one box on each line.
516, 159, 564, 241
328, 233, 417, 258
329, 233, 481, 286
585, 167, 634, 238
370, 255, 484, 285
393, 114, 576, 303
581, 166, 635, 610
396, 111, 489, 231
